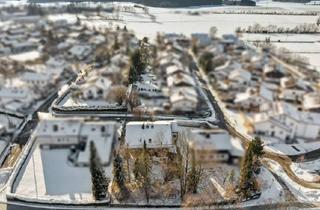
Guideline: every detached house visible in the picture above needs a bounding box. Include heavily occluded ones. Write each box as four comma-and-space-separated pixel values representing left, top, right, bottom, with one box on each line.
167, 72, 195, 87
36, 113, 116, 166
78, 76, 112, 100
303, 92, 320, 112
170, 87, 198, 113
252, 102, 320, 142
234, 85, 273, 111
125, 121, 178, 149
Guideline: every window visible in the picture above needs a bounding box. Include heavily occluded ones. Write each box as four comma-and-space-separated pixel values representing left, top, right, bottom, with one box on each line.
97, 89, 103, 95
53, 124, 58, 132
148, 139, 152, 143
101, 126, 105, 132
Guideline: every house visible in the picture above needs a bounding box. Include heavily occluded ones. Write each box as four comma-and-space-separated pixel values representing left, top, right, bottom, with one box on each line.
221, 34, 239, 45
263, 64, 286, 80
228, 68, 252, 86
165, 64, 188, 76
167, 72, 195, 87
303, 92, 320, 112
0, 87, 33, 107
252, 102, 320, 142
234, 85, 273, 111
10, 41, 38, 54
280, 77, 296, 89
170, 87, 198, 113
36, 113, 116, 166
75, 76, 112, 100
279, 88, 305, 103
124, 121, 178, 149
191, 33, 211, 47
252, 112, 294, 143
133, 81, 162, 98
21, 72, 51, 88
179, 128, 243, 167
68, 45, 91, 60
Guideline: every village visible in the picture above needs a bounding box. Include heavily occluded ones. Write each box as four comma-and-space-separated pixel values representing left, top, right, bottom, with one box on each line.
0, 2, 319, 210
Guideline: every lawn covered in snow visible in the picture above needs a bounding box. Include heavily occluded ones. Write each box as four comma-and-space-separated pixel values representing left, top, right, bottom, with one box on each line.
12, 143, 112, 204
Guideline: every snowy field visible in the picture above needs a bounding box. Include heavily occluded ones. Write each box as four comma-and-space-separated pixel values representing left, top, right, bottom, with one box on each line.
44, 1, 320, 70
12, 143, 113, 204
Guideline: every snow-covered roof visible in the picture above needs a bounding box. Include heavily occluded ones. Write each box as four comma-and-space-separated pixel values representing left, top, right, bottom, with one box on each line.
21, 72, 51, 82
303, 92, 320, 110
259, 85, 273, 101
166, 64, 188, 76
170, 87, 198, 104
125, 121, 176, 148
36, 119, 82, 137
189, 129, 232, 151
263, 102, 320, 125
0, 87, 29, 99
167, 72, 195, 87
80, 76, 112, 91
228, 68, 251, 82
68, 45, 91, 58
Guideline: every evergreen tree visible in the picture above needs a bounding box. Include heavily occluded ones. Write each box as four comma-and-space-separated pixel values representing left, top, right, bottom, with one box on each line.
238, 138, 263, 199
238, 143, 255, 198
113, 152, 128, 199
133, 142, 151, 203
128, 48, 146, 83
198, 52, 214, 72
113, 35, 120, 50
90, 142, 109, 201
251, 137, 264, 158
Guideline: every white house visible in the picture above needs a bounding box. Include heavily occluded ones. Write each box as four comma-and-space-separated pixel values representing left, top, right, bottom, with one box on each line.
165, 64, 188, 76
134, 81, 162, 98
167, 72, 195, 87
170, 87, 198, 113
228, 68, 252, 86
178, 128, 243, 167
68, 45, 92, 60
252, 102, 320, 142
78, 76, 112, 100
279, 88, 305, 103
125, 121, 178, 149
21, 72, 51, 88
252, 112, 294, 142
234, 85, 273, 111
36, 114, 116, 166
303, 92, 320, 112
191, 33, 211, 47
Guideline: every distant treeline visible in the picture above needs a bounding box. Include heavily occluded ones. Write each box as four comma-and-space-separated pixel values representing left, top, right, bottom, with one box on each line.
272, 0, 311, 3
28, 0, 223, 7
